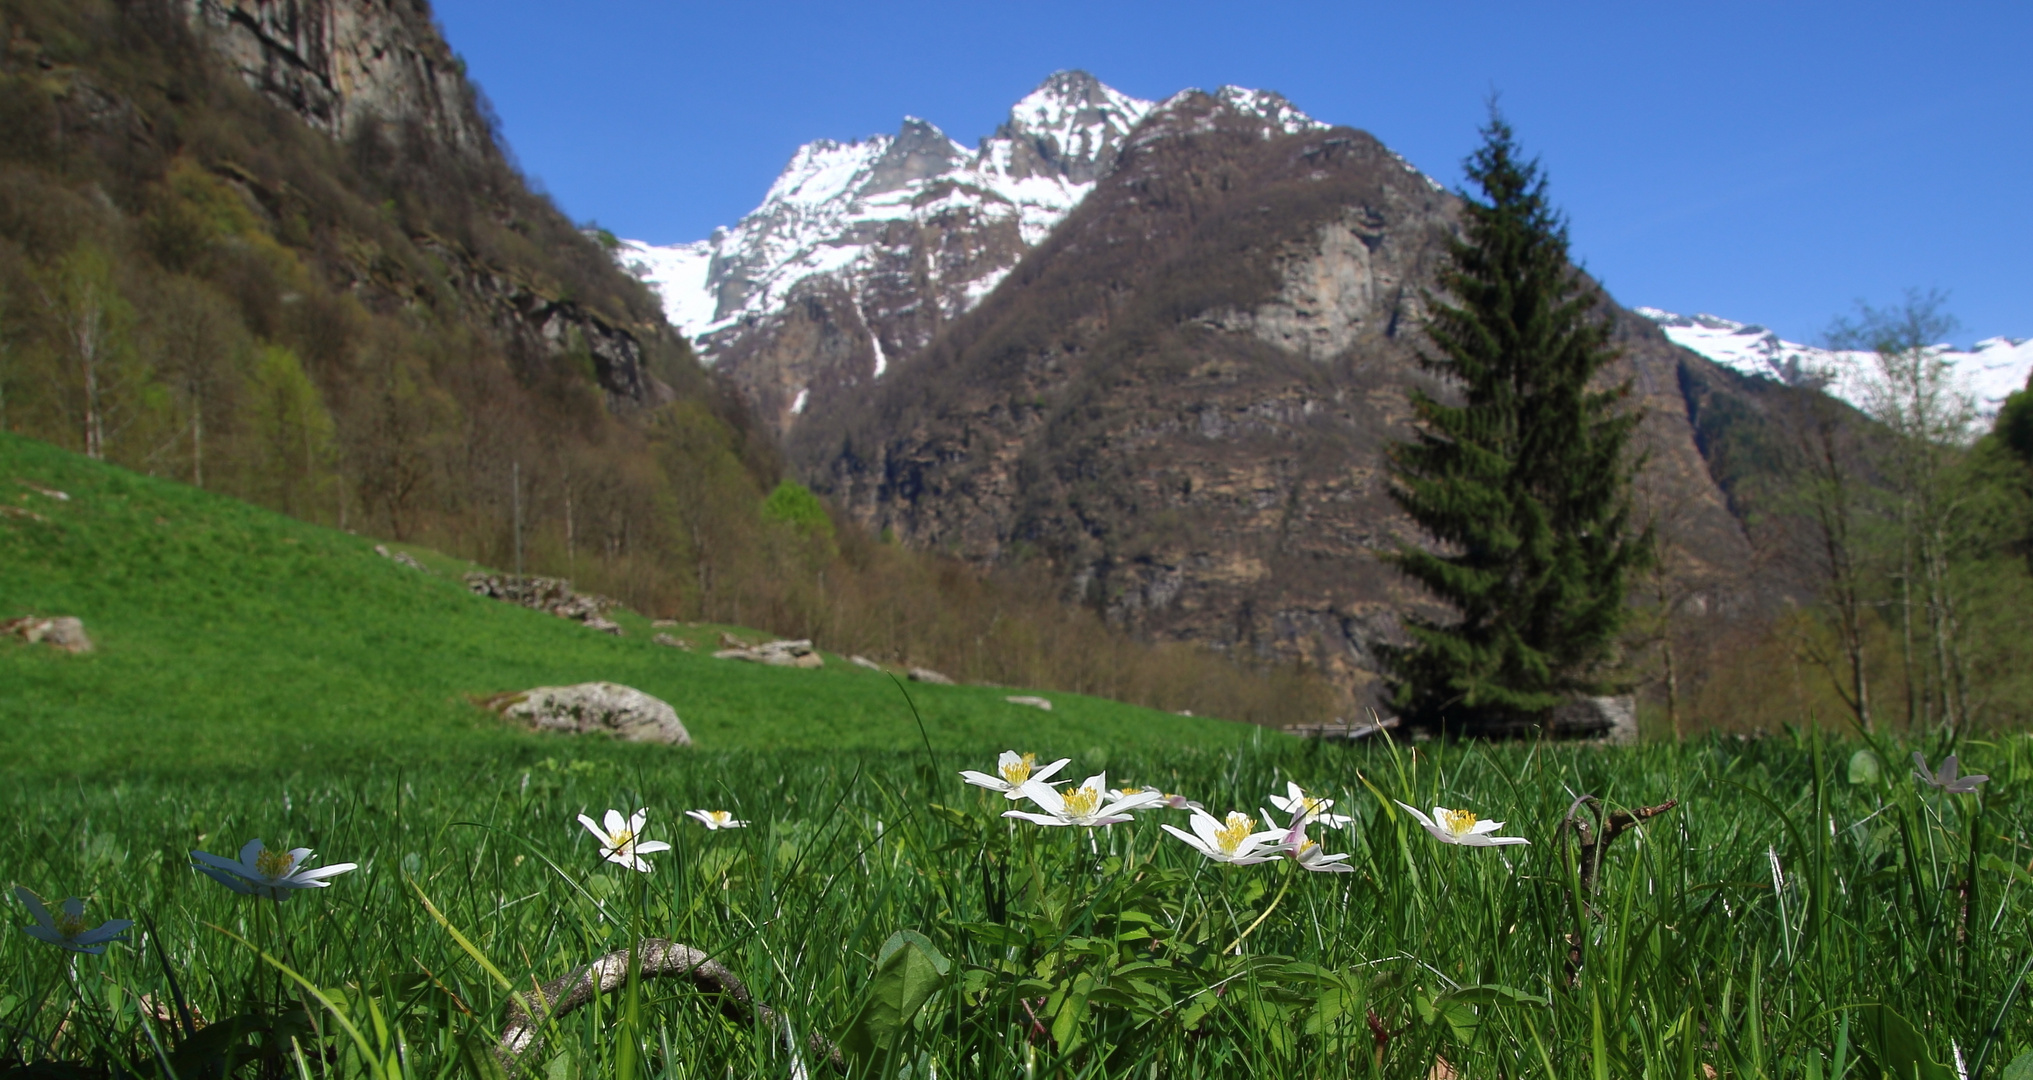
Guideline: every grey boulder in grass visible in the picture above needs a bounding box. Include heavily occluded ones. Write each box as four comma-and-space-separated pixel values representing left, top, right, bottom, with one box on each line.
4, 615, 93, 654
712, 638, 822, 668
483, 682, 691, 745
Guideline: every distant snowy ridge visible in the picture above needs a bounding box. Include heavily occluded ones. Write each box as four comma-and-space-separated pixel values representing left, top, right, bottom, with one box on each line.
619, 71, 1335, 355
1638, 308, 2033, 422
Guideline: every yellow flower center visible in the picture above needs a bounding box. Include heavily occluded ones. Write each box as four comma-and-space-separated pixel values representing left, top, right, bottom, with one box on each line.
1296, 839, 1319, 858
1214, 812, 1254, 854
1302, 794, 1327, 815
999, 753, 1037, 786
52, 910, 91, 937
254, 847, 295, 879
1441, 809, 1479, 836
1062, 785, 1100, 818
609, 828, 635, 849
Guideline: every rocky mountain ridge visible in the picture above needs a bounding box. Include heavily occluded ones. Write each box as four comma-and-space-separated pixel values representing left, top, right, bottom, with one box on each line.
781, 89, 1762, 707
619, 71, 1343, 433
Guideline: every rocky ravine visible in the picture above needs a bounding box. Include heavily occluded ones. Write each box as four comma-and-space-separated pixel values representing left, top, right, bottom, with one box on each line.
788, 90, 1773, 708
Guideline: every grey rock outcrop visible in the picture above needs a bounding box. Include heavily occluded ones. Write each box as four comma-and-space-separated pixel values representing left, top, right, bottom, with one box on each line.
465, 573, 621, 630
181, 1, 677, 416
485, 683, 690, 745
374, 544, 426, 571
713, 638, 822, 668
907, 667, 955, 686
185, 0, 493, 161
1005, 695, 1052, 711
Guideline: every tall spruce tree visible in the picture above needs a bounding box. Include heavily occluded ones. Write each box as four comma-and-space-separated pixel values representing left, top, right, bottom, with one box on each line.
1384, 112, 1651, 734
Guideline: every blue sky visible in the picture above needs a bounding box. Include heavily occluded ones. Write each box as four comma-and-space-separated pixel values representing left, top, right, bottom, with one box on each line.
430, 1, 2028, 345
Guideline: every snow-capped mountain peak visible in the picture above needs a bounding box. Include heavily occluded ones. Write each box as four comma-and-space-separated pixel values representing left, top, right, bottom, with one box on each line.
1639, 307, 2033, 422
614, 71, 1368, 434
993, 70, 1153, 183
620, 71, 1338, 352
1212, 85, 1328, 137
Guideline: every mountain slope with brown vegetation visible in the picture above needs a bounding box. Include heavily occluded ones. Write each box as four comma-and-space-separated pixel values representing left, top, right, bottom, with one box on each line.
793, 90, 1790, 715
0, 0, 1333, 728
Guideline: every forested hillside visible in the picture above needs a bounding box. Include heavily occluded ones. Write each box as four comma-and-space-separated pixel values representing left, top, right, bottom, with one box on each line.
0, 0, 1327, 725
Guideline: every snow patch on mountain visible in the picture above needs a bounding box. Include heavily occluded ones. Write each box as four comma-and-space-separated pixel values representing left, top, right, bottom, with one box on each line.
619, 71, 1359, 361
1639, 308, 2033, 421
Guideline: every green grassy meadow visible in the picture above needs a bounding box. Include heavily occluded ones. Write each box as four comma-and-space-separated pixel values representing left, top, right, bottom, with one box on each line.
0, 431, 1259, 777
4, 432, 2033, 1078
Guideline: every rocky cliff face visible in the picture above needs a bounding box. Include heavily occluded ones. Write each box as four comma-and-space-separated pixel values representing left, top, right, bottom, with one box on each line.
186, 0, 490, 157
788, 90, 1766, 707
180, 0, 671, 410
621, 72, 1328, 436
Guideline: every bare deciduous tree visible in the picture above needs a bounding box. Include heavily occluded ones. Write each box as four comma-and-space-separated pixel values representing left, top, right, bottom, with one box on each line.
1830, 289, 1977, 738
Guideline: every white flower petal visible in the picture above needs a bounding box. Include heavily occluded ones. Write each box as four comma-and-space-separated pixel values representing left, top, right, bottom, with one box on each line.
196, 865, 257, 894
1002, 810, 1070, 827
1185, 809, 1225, 846
15, 887, 52, 927
1020, 784, 1066, 815
1161, 822, 1214, 857
1030, 758, 1073, 785
190, 850, 253, 877
603, 809, 628, 836
635, 841, 672, 855
1393, 801, 1438, 830
78, 920, 133, 944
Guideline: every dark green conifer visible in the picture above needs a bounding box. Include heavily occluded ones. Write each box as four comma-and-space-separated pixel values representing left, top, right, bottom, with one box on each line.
1383, 111, 1651, 733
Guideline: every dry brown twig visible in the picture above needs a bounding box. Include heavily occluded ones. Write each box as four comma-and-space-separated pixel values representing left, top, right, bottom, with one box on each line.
1559, 795, 1679, 983
498, 938, 841, 1072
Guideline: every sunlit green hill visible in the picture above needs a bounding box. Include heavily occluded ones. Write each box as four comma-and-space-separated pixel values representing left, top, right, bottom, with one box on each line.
0, 433, 1268, 778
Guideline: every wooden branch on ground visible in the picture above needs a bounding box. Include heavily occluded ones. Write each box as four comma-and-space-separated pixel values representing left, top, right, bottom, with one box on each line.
1560, 796, 1679, 986
499, 938, 841, 1072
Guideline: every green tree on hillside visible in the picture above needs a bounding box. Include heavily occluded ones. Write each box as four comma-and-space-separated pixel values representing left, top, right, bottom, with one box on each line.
1383, 111, 1651, 734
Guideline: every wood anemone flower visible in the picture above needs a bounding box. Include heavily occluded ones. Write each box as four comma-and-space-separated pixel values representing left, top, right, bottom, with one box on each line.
684, 809, 749, 831
1275, 819, 1355, 873
1394, 801, 1530, 847
1004, 772, 1164, 828
15, 887, 131, 955
1118, 787, 1203, 811
960, 751, 1072, 801
1161, 809, 1287, 865
1912, 752, 1988, 794
578, 809, 672, 872
1268, 782, 1353, 829
190, 839, 358, 900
